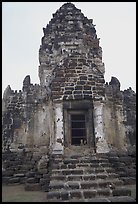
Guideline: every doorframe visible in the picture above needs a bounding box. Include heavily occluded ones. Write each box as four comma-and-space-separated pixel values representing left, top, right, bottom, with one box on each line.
68, 110, 87, 145
63, 100, 95, 148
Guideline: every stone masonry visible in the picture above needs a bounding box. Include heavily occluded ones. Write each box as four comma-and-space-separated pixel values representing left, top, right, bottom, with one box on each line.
2, 2, 136, 201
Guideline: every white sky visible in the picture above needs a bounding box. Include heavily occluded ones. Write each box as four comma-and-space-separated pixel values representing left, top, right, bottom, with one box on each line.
2, 2, 136, 96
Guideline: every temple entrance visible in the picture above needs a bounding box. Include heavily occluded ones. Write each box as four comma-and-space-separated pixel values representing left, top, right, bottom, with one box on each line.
63, 100, 95, 149
71, 114, 86, 145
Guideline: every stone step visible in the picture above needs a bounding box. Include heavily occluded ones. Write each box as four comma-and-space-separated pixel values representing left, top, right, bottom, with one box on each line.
118, 169, 136, 177
51, 167, 116, 176
47, 196, 136, 202
62, 158, 109, 165
121, 177, 136, 185
47, 187, 132, 201
49, 178, 124, 191
52, 162, 112, 169
47, 154, 136, 202
50, 172, 120, 182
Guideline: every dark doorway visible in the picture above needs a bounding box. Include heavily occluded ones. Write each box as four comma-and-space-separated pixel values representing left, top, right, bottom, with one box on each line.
63, 100, 95, 148
71, 114, 86, 145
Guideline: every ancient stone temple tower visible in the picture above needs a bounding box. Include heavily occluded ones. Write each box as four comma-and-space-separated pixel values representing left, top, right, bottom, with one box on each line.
2, 2, 136, 156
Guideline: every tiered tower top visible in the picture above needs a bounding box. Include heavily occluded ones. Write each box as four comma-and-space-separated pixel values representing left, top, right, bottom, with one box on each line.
39, 2, 105, 101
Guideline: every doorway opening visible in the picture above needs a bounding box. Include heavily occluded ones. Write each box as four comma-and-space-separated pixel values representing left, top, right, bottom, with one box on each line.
63, 100, 95, 148
71, 114, 86, 145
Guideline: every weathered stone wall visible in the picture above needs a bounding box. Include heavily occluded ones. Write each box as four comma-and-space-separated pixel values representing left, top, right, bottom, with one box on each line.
123, 88, 136, 147
2, 87, 26, 150
2, 75, 53, 151
104, 102, 127, 150
104, 77, 136, 151
50, 54, 105, 102
52, 103, 64, 154
93, 101, 109, 153
2, 147, 51, 191
26, 101, 54, 147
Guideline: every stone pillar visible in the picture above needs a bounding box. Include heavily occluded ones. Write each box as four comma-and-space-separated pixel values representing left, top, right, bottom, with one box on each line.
52, 103, 64, 155
93, 101, 109, 153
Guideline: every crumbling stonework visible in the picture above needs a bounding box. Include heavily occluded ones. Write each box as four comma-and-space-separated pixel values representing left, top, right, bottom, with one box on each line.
2, 76, 53, 151
2, 2, 136, 191
104, 77, 136, 152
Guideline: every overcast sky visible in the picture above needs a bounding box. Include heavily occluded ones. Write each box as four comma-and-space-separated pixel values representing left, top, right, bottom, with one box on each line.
2, 2, 136, 96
